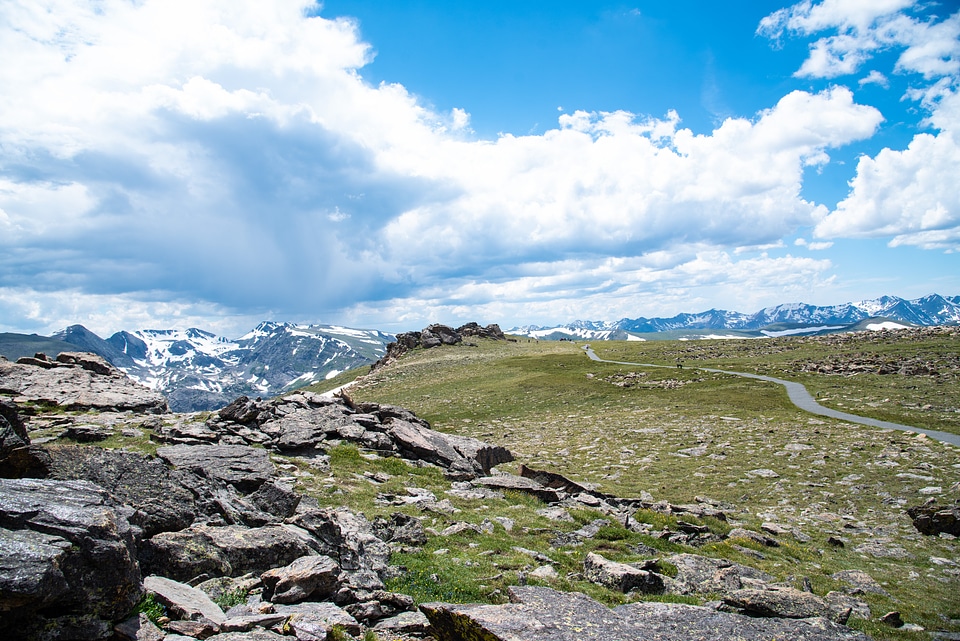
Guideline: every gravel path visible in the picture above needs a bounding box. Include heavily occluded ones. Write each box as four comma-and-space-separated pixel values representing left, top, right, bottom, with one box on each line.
582, 345, 960, 447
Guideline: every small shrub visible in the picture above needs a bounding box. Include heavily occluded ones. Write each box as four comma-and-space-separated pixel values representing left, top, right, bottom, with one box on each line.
213, 587, 248, 610
134, 593, 165, 624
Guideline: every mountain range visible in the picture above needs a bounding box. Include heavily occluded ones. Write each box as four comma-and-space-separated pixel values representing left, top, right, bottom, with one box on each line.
0, 322, 393, 412
508, 294, 960, 341
2, 294, 957, 412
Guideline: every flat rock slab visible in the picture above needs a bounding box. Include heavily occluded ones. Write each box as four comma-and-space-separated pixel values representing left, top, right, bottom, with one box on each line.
260, 554, 339, 604
475, 474, 561, 503
422, 586, 871, 641
0, 356, 167, 413
143, 575, 226, 624
157, 444, 275, 492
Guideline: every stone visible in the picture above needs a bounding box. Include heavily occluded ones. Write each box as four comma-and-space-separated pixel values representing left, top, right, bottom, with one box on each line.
728, 527, 780, 547
164, 617, 220, 638
372, 610, 431, 636
113, 613, 166, 641
0, 478, 142, 639
583, 552, 664, 594
723, 586, 835, 620
665, 553, 775, 596
826, 591, 871, 620
830, 569, 889, 596
422, 586, 871, 641
0, 353, 168, 413
140, 524, 319, 582
247, 480, 302, 519
272, 601, 361, 637
260, 554, 340, 604
475, 474, 561, 503
157, 444, 276, 492
907, 502, 960, 536
0, 400, 49, 478
45, 445, 197, 538
287, 507, 390, 577
143, 575, 227, 624
372, 512, 427, 546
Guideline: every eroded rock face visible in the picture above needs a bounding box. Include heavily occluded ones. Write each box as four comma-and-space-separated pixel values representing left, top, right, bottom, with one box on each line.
0, 352, 168, 413
421, 586, 871, 641
907, 501, 960, 536
0, 400, 49, 479
0, 478, 142, 641
156, 443, 276, 493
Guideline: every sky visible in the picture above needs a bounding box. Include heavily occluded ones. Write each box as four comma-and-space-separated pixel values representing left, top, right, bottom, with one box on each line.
1, 0, 959, 338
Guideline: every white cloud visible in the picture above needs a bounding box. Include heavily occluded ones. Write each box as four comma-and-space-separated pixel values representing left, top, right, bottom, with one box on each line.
859, 70, 889, 87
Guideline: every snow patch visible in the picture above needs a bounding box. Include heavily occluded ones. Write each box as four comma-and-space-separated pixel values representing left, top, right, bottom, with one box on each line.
866, 321, 911, 331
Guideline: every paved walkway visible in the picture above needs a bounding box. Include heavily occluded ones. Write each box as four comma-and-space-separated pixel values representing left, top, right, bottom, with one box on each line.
582, 345, 960, 447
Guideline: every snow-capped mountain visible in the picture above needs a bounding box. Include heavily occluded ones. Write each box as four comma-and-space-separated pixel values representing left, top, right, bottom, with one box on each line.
509, 294, 960, 341
53, 322, 393, 412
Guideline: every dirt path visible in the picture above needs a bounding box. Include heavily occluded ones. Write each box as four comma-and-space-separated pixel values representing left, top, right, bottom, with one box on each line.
582, 345, 960, 447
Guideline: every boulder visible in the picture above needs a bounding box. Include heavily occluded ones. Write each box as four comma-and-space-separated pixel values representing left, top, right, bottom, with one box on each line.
475, 474, 561, 503
0, 353, 168, 413
139, 524, 319, 582
665, 553, 775, 596
288, 507, 390, 578
143, 575, 227, 624
0, 400, 49, 478
260, 554, 340, 604
45, 445, 197, 538
0, 478, 142, 640
907, 501, 960, 536
583, 552, 664, 594
272, 601, 361, 638
723, 586, 836, 620
421, 586, 870, 641
157, 444, 275, 492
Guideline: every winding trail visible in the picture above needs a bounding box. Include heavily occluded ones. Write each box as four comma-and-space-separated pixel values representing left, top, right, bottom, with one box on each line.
582, 345, 960, 447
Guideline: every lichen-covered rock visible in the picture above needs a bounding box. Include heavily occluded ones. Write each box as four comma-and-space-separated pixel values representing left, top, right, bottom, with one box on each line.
0, 353, 168, 413
0, 478, 142, 640
139, 524, 319, 582
422, 586, 871, 641
583, 552, 664, 594
157, 444, 276, 492
260, 554, 339, 604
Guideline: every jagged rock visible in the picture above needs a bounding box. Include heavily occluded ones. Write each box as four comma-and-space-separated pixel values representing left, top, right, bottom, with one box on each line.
139, 524, 319, 582
583, 552, 664, 594
46, 445, 197, 538
372, 512, 428, 547
475, 474, 561, 503
723, 586, 837, 621
113, 613, 166, 641
665, 553, 775, 596
372, 610, 432, 636
272, 601, 361, 637
0, 352, 168, 413
907, 501, 960, 536
728, 527, 780, 547
826, 591, 871, 620
287, 507, 390, 578
218, 613, 288, 633
0, 400, 50, 478
422, 586, 870, 641
248, 481, 301, 520
260, 555, 339, 604
456, 323, 506, 340
157, 444, 276, 492
0, 478, 142, 640
830, 569, 889, 596
387, 418, 510, 479
143, 575, 227, 624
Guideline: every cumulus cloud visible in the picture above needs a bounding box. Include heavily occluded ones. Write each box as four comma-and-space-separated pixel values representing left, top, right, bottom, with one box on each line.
760, 1, 960, 251
0, 0, 905, 334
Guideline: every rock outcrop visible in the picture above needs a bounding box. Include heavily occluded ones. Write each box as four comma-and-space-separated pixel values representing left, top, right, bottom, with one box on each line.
0, 352, 168, 413
422, 586, 871, 641
906, 500, 960, 536
371, 322, 506, 370
0, 478, 142, 640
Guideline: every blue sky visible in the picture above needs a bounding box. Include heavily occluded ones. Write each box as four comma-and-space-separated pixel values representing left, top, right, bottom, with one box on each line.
1, 0, 959, 337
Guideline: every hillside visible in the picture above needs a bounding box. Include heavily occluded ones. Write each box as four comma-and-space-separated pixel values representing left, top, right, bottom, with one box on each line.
310, 327, 960, 638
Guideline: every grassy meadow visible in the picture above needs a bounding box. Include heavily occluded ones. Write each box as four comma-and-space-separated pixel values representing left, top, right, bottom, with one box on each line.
306, 330, 960, 639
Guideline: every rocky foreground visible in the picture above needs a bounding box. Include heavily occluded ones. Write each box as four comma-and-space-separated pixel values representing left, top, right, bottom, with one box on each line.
1, 348, 958, 641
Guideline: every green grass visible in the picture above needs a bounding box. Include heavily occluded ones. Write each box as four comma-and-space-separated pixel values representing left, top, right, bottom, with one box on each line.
313, 335, 960, 635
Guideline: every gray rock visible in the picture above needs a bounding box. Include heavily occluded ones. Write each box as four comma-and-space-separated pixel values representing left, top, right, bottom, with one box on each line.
665, 553, 775, 596
475, 474, 561, 503
723, 586, 835, 620
143, 575, 227, 624
157, 444, 275, 492
0, 400, 49, 478
830, 569, 889, 596
728, 527, 780, 547
421, 586, 870, 641
907, 502, 960, 536
248, 480, 301, 519
272, 601, 361, 637
260, 554, 339, 604
372, 512, 427, 546
0, 353, 168, 413
373, 610, 432, 635
113, 613, 165, 641
583, 552, 664, 594
287, 507, 390, 577
45, 445, 197, 538
0, 478, 142, 640
140, 524, 319, 582
826, 591, 871, 620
